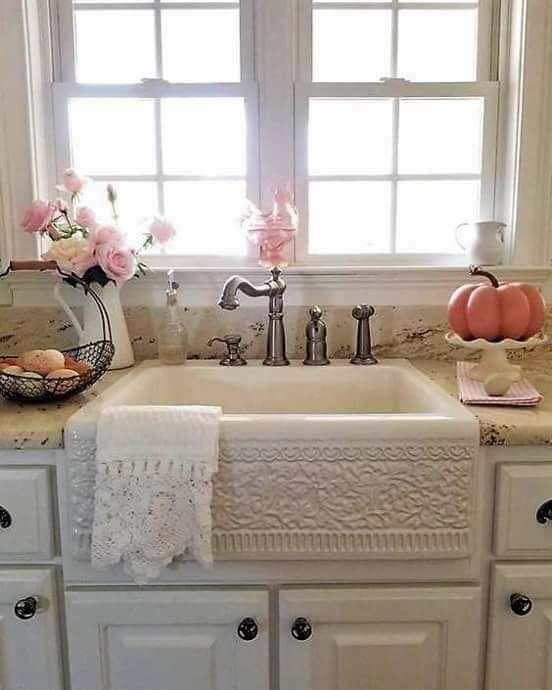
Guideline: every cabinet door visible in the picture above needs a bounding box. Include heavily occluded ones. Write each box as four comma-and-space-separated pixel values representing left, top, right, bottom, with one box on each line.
280, 587, 482, 690
487, 564, 552, 690
66, 589, 269, 690
0, 568, 62, 690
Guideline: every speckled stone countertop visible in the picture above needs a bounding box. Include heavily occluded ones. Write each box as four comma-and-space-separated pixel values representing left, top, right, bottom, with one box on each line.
414, 359, 552, 447
2, 359, 552, 450
0, 370, 126, 451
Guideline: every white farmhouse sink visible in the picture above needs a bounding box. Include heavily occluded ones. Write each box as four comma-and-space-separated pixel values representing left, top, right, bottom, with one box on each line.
88, 359, 455, 416
65, 359, 478, 563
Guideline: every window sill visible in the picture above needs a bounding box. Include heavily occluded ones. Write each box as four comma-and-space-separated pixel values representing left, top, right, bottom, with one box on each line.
2, 264, 551, 307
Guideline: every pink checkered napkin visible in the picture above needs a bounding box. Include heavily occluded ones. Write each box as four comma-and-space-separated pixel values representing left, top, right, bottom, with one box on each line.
457, 361, 543, 406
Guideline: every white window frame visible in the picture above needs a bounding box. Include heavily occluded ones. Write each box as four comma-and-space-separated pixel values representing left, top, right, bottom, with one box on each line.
1, 0, 552, 292
52, 0, 261, 268
294, 0, 499, 266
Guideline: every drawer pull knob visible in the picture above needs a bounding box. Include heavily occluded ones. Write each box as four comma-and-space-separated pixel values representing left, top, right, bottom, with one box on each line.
536, 499, 552, 524
237, 617, 258, 641
0, 507, 12, 529
14, 596, 38, 620
510, 593, 533, 616
291, 617, 313, 641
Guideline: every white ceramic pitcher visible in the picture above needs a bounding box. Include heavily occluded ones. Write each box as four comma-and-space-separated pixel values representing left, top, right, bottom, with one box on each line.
54, 281, 135, 370
455, 221, 505, 265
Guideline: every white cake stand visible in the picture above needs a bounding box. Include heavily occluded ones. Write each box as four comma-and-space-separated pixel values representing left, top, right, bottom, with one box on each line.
445, 332, 548, 382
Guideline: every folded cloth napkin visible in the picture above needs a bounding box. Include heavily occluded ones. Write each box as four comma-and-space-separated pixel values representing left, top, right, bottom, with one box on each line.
457, 362, 543, 406
91, 405, 222, 584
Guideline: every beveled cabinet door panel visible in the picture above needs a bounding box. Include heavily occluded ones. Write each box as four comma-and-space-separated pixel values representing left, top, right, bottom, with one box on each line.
280, 587, 482, 690
65, 589, 269, 690
487, 564, 552, 690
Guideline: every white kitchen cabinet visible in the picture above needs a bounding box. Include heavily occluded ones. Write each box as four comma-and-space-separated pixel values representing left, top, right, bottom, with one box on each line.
280, 587, 482, 690
65, 588, 269, 690
0, 468, 54, 560
487, 563, 552, 690
0, 567, 62, 690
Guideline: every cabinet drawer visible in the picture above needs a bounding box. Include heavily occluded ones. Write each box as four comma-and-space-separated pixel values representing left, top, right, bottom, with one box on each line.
0, 468, 54, 559
495, 463, 552, 558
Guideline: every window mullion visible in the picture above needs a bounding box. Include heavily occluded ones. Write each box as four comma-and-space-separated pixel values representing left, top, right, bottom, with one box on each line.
390, 97, 399, 253
391, 0, 399, 78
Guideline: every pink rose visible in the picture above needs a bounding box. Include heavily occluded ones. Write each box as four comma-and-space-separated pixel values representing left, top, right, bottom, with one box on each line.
91, 224, 125, 247
60, 168, 88, 195
96, 244, 137, 284
148, 216, 177, 245
75, 206, 97, 229
21, 200, 57, 234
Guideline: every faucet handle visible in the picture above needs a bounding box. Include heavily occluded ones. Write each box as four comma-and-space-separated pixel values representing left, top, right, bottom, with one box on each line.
207, 334, 247, 367
352, 304, 375, 321
351, 304, 377, 366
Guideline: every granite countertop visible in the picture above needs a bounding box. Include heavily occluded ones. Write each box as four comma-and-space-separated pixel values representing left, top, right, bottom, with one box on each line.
414, 358, 552, 447
2, 359, 552, 450
0, 370, 126, 450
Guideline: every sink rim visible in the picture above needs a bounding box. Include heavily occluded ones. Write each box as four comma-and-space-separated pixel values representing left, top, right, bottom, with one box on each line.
66, 359, 477, 444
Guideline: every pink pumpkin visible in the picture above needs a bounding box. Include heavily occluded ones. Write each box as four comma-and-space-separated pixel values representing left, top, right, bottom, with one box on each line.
448, 266, 546, 341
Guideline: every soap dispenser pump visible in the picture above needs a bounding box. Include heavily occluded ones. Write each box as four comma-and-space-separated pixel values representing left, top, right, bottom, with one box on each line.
158, 270, 188, 365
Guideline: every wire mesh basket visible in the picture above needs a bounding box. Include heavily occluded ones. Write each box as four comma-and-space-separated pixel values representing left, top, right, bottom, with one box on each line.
0, 264, 115, 403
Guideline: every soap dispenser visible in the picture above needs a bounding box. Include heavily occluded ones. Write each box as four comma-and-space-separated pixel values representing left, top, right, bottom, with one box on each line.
158, 270, 188, 365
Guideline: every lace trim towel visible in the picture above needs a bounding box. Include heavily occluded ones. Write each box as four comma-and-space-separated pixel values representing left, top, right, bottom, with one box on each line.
91, 405, 222, 584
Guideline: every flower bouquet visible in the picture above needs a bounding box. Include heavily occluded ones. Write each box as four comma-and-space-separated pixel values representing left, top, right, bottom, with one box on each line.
21, 169, 176, 287
19, 169, 177, 369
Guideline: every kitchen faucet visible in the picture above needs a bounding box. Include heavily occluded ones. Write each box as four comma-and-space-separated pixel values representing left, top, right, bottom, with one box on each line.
218, 267, 289, 366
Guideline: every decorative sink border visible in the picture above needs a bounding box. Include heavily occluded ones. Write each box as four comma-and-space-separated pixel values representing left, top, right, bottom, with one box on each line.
67, 432, 477, 561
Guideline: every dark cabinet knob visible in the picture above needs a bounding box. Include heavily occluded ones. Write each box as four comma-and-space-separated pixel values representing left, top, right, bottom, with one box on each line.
14, 596, 38, 620
291, 617, 313, 641
510, 593, 533, 616
0, 506, 12, 529
237, 617, 258, 641
536, 499, 552, 524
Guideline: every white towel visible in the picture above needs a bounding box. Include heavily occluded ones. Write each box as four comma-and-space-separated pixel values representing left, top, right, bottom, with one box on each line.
91, 405, 222, 584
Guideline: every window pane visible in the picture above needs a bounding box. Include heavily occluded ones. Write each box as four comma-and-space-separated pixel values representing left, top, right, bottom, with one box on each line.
309, 181, 391, 254
69, 99, 156, 175
309, 99, 393, 175
399, 99, 483, 174
74, 10, 155, 84
83, 181, 159, 247
398, 9, 478, 81
396, 180, 480, 253
313, 10, 392, 82
164, 181, 247, 255
162, 9, 240, 82
162, 99, 246, 176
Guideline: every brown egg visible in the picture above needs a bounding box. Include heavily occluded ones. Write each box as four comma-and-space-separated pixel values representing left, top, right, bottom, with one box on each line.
64, 356, 92, 376
45, 369, 80, 380
1, 365, 24, 375
18, 349, 65, 376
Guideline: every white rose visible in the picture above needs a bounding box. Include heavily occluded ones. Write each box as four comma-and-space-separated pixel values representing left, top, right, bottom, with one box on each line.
42, 233, 96, 276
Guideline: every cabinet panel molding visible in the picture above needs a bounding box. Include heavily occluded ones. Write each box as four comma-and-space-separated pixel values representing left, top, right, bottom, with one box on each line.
280, 586, 482, 690
65, 588, 269, 690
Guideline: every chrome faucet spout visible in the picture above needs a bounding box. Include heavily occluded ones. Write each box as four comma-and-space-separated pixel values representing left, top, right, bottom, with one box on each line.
218, 267, 289, 366
218, 275, 272, 310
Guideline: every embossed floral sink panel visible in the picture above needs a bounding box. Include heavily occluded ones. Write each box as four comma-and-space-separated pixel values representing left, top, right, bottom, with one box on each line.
65, 359, 479, 563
